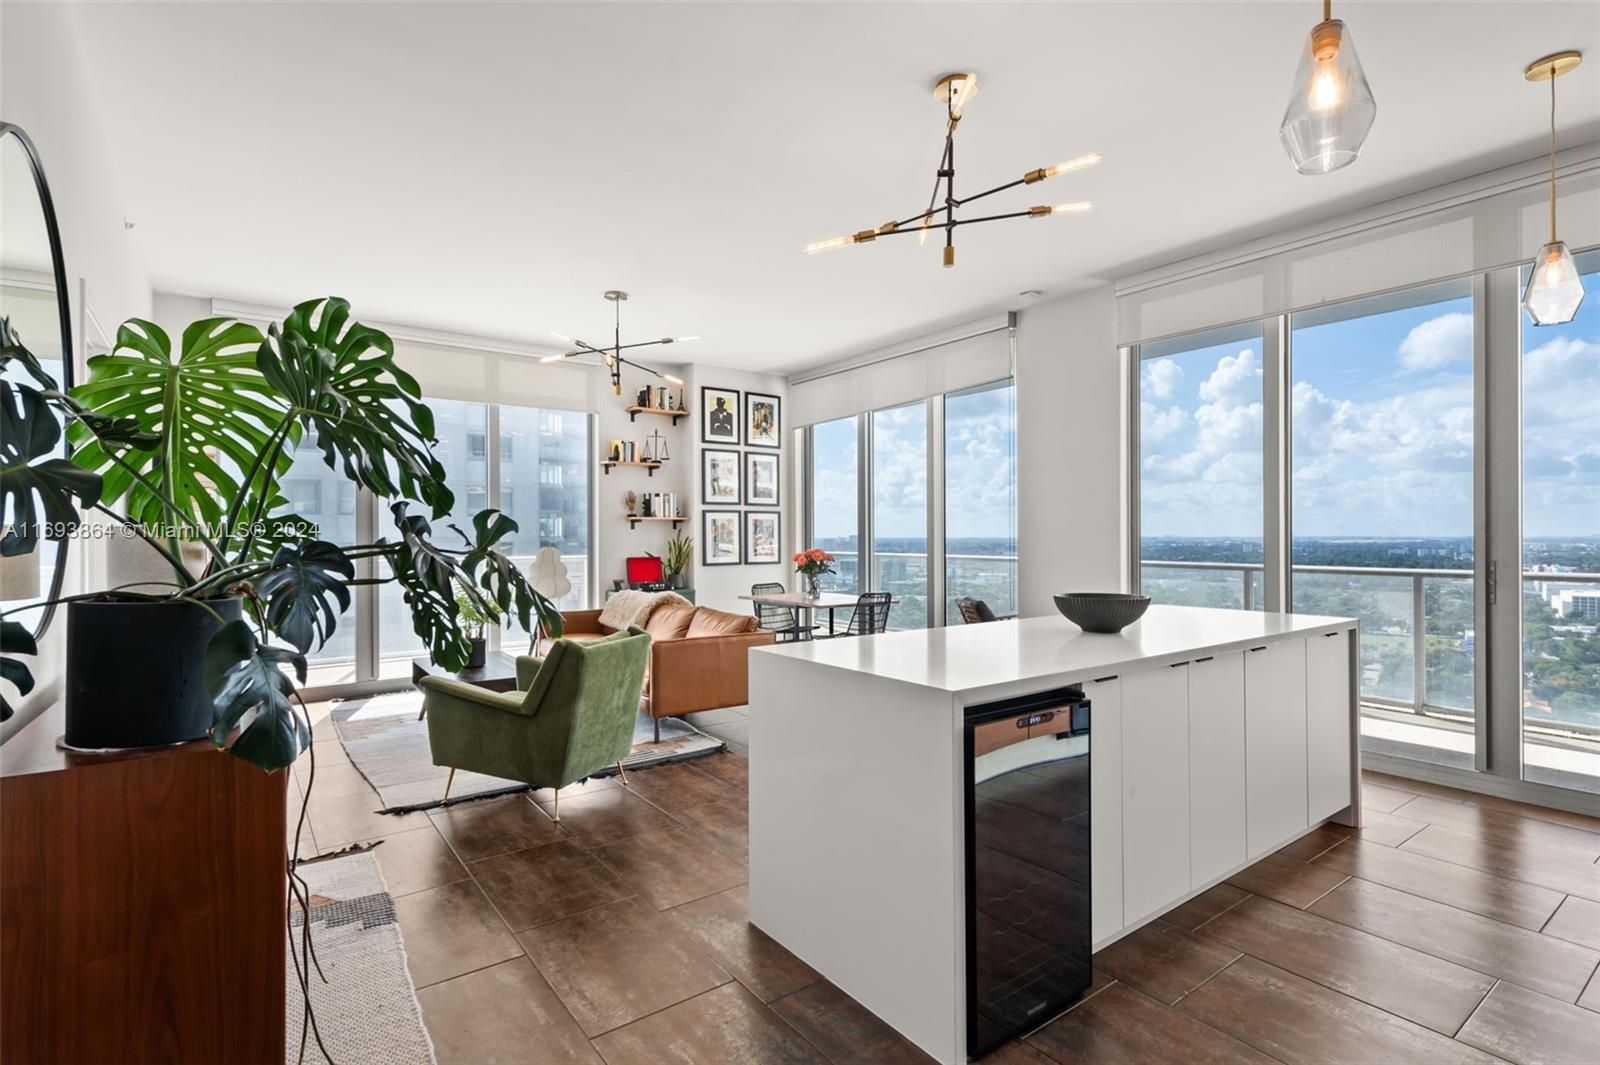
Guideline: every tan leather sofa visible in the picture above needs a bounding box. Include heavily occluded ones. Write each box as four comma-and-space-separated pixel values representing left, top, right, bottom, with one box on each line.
560, 604, 775, 738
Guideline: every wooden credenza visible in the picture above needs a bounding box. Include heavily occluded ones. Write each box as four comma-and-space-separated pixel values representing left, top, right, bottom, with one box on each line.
1, 702, 286, 1064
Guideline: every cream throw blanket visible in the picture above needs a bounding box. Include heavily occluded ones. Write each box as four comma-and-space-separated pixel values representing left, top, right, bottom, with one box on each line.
598, 590, 692, 631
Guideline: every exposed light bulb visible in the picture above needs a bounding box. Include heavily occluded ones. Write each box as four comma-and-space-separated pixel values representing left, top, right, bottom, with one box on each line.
1279, 12, 1376, 175
1522, 241, 1585, 326
1043, 153, 1102, 179
1310, 64, 1344, 111
946, 74, 978, 119
549, 331, 574, 344
539, 353, 567, 364
1052, 202, 1093, 215
805, 235, 854, 254
663, 373, 685, 386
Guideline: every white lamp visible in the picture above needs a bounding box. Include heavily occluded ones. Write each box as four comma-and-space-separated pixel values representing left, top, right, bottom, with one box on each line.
527, 547, 572, 654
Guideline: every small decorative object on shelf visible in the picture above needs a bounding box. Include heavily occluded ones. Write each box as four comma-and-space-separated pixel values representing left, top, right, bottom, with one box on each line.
642, 428, 669, 462
624, 490, 639, 514
794, 548, 836, 598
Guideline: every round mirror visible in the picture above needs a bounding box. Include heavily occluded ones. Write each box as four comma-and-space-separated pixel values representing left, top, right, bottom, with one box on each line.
1, 123, 75, 643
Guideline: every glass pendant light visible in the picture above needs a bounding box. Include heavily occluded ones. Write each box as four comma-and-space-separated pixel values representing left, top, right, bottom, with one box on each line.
1279, 0, 1377, 175
1522, 51, 1585, 327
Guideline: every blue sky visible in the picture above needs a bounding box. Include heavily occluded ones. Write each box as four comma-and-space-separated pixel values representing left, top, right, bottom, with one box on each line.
1141, 270, 1599, 539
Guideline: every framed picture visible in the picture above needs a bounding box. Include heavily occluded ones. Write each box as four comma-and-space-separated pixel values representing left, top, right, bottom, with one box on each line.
702, 448, 741, 504
745, 511, 781, 565
746, 392, 781, 449
703, 510, 741, 566
745, 451, 779, 506
701, 386, 741, 445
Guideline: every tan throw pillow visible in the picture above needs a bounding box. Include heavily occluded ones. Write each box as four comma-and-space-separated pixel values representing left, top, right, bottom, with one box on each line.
645, 604, 696, 642
686, 606, 759, 637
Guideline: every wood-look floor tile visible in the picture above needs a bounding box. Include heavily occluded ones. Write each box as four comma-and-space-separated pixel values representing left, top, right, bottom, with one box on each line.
621, 761, 741, 813
1027, 982, 1276, 1065
672, 800, 749, 862
689, 751, 750, 791
392, 879, 524, 988
1400, 823, 1600, 901
1391, 795, 1600, 861
1362, 770, 1468, 803
771, 980, 936, 1064
533, 786, 679, 847
593, 825, 747, 910
1226, 851, 1349, 908
1309, 877, 1600, 1002
1197, 893, 1494, 1035
666, 886, 819, 1003
1272, 823, 1355, 861
1352, 806, 1431, 847
592, 982, 827, 1065
1580, 968, 1600, 1013
371, 824, 468, 897
1313, 837, 1565, 931
428, 794, 564, 862
1471, 793, 1600, 834
527, 775, 622, 805
518, 896, 731, 1038
1161, 883, 1250, 931
978, 1039, 1059, 1065
1543, 895, 1600, 951
1362, 780, 1422, 813
470, 840, 632, 931
1456, 979, 1600, 1065
307, 790, 431, 848
1177, 956, 1502, 1064
1092, 919, 1240, 1006
416, 957, 601, 1065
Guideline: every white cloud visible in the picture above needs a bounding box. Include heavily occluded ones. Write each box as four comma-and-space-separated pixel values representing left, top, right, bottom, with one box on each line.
1397, 311, 1472, 372
1198, 349, 1261, 406
1142, 358, 1183, 401
1140, 402, 1188, 442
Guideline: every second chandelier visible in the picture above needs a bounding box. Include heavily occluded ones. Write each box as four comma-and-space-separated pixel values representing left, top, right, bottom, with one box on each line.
805, 72, 1100, 268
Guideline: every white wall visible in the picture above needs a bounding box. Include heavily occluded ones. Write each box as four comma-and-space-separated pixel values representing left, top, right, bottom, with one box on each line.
1014, 285, 1127, 617
1, 2, 151, 736
683, 363, 792, 615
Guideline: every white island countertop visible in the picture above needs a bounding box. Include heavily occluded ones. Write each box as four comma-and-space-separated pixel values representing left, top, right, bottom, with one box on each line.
752, 603, 1356, 702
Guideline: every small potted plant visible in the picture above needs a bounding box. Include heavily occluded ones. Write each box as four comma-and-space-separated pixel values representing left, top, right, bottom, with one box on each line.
454, 586, 497, 668
664, 534, 693, 589
793, 548, 836, 599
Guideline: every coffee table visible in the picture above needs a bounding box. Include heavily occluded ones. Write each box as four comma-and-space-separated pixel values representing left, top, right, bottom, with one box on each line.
411, 651, 521, 719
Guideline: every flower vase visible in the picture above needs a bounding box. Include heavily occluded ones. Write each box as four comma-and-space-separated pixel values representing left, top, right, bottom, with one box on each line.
804, 573, 822, 599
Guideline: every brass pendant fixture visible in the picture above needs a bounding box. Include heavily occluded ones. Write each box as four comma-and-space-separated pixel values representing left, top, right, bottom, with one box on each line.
1521, 50, 1585, 327
542, 291, 693, 395
1279, 0, 1377, 175
804, 72, 1100, 268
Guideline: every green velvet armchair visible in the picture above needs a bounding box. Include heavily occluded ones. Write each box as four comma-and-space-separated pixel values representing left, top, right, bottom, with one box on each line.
419, 626, 651, 819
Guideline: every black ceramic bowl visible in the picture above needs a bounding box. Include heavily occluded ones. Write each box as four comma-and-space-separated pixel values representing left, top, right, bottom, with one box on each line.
1053, 592, 1152, 634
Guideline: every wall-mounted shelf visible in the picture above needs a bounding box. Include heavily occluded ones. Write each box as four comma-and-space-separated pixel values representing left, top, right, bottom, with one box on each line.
602, 460, 663, 476
626, 405, 688, 426
626, 515, 685, 530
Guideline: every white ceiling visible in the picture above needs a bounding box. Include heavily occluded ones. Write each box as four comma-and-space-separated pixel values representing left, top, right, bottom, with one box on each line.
67, 2, 1600, 375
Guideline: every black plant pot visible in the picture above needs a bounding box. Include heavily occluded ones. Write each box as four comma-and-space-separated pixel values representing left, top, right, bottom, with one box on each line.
466, 637, 487, 669
64, 596, 243, 750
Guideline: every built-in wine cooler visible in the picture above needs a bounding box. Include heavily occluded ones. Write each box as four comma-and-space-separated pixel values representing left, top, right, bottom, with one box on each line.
964, 686, 1093, 1058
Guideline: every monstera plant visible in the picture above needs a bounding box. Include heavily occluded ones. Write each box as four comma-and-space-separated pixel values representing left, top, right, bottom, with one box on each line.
0, 298, 563, 771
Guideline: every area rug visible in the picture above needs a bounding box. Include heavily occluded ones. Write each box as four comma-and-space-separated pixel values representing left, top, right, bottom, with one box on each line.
287, 851, 434, 1065
330, 688, 725, 813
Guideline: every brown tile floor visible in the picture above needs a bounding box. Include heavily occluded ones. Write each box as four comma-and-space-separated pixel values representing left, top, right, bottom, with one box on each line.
293, 703, 1600, 1064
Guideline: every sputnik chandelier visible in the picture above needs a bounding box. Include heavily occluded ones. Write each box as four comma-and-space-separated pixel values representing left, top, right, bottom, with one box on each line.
805, 73, 1100, 268
542, 290, 694, 395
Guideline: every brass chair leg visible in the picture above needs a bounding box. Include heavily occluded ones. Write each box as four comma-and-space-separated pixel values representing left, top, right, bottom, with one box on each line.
617, 761, 629, 786
550, 788, 560, 822
442, 767, 455, 802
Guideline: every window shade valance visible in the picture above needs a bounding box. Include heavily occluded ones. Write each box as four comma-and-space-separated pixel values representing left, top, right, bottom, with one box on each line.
788, 315, 1014, 427
1114, 146, 1600, 347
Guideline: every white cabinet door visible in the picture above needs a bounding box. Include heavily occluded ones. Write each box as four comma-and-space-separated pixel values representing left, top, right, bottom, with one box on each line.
1121, 664, 1191, 925
1245, 638, 1309, 858
1307, 629, 1354, 823
1087, 675, 1123, 944
1188, 652, 1247, 887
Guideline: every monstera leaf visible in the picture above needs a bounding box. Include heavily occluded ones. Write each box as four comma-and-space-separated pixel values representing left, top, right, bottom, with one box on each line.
0, 619, 39, 721
67, 317, 288, 530
0, 381, 102, 556
257, 298, 453, 518
454, 509, 563, 640
206, 619, 308, 771
254, 540, 355, 653
387, 502, 474, 671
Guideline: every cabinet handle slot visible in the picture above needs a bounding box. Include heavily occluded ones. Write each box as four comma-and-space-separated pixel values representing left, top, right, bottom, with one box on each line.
1170, 661, 1188, 668
1247, 645, 1268, 653
1091, 675, 1118, 684
1194, 656, 1214, 663
1323, 631, 1341, 638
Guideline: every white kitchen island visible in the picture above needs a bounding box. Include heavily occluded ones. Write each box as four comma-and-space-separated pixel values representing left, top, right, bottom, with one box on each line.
747, 604, 1359, 1064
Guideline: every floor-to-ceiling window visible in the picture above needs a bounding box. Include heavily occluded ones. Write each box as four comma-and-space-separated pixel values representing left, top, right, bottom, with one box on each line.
1137, 323, 1266, 610
287, 427, 362, 686
1289, 280, 1478, 770
945, 380, 1017, 621
1520, 251, 1599, 793
872, 402, 928, 630
500, 406, 590, 615
808, 415, 860, 593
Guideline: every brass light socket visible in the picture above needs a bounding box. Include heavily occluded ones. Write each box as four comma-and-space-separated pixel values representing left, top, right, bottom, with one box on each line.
1024, 168, 1048, 184
877, 221, 900, 234
1310, 19, 1343, 62
1028, 205, 1051, 217
943, 245, 955, 268
852, 229, 877, 244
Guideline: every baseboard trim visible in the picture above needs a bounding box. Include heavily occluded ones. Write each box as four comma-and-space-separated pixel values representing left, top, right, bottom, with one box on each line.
1363, 752, 1600, 817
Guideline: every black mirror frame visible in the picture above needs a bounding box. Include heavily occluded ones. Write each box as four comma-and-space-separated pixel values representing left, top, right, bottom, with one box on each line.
1, 121, 76, 642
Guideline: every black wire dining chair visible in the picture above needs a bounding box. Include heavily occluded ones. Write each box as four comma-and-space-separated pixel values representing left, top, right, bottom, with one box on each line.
819, 591, 893, 638
751, 582, 814, 642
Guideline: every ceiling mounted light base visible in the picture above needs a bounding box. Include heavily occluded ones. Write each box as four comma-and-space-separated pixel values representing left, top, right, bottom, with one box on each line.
604, 290, 628, 302
1525, 51, 1582, 80
805, 72, 1098, 267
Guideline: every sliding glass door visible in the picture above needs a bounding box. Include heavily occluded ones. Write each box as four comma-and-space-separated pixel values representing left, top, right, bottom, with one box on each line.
807, 416, 860, 594
945, 381, 1018, 621
1520, 251, 1599, 793
872, 402, 928, 630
